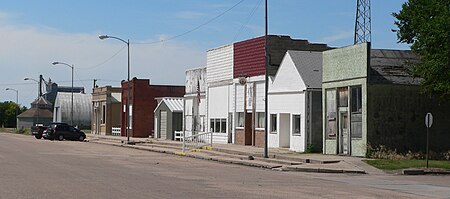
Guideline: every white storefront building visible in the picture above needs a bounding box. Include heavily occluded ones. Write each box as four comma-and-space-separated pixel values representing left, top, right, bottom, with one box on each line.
268, 51, 323, 152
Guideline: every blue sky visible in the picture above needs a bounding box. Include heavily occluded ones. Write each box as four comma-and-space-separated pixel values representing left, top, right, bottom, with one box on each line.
0, 0, 408, 106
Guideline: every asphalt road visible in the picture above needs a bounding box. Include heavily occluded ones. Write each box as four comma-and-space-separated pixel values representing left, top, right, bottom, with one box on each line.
1, 133, 449, 199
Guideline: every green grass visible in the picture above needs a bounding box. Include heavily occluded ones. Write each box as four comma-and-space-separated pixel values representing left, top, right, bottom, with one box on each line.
0, 128, 31, 135
0, 128, 16, 133
364, 159, 450, 170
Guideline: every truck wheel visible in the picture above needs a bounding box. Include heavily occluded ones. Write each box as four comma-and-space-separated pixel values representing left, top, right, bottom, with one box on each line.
78, 135, 85, 141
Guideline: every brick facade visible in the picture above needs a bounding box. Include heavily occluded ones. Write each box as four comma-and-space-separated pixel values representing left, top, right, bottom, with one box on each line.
121, 78, 185, 138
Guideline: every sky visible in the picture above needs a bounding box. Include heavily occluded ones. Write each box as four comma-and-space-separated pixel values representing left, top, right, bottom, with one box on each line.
0, 0, 409, 107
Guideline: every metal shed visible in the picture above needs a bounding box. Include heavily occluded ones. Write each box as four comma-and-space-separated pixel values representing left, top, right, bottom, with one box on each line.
17, 97, 53, 129
53, 92, 92, 129
154, 97, 183, 140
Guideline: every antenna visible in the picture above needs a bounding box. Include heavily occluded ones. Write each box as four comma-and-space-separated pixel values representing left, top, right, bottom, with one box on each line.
354, 0, 371, 44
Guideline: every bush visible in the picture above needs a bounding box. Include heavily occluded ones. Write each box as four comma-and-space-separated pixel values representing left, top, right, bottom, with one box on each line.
15, 127, 30, 135
304, 144, 321, 153
367, 144, 450, 160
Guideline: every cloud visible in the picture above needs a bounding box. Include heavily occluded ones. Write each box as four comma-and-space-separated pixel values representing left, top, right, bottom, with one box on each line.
176, 11, 206, 19
321, 31, 353, 43
0, 11, 16, 21
0, 16, 205, 107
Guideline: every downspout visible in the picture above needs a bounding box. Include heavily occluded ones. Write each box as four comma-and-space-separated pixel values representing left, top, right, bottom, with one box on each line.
308, 89, 313, 147
252, 81, 256, 146
233, 82, 237, 144
182, 97, 186, 153
243, 83, 247, 145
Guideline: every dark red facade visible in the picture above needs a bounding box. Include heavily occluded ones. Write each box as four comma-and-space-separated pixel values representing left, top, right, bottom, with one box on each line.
233, 36, 266, 78
121, 78, 185, 138
233, 35, 332, 78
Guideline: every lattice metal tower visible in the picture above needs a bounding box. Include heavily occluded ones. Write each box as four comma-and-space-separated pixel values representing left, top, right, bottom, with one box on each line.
354, 0, 371, 44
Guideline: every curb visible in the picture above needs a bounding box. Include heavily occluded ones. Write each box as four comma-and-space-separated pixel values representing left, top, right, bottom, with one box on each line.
282, 166, 366, 174
402, 169, 450, 175
88, 139, 366, 174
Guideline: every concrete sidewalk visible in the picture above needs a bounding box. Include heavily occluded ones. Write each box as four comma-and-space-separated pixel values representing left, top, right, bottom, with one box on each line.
86, 134, 383, 175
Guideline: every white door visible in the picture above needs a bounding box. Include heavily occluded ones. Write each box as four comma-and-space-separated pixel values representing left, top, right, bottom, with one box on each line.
338, 110, 349, 155
160, 111, 167, 140
279, 113, 290, 148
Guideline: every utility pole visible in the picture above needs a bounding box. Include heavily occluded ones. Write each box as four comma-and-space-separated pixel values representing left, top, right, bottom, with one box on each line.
93, 79, 97, 89
264, 0, 269, 158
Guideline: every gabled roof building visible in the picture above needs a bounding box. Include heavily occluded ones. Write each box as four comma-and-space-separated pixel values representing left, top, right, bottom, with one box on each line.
17, 97, 53, 129
268, 51, 323, 152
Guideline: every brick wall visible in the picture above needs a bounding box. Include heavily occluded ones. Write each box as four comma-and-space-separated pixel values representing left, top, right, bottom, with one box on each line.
254, 130, 265, 148
121, 78, 185, 138
235, 129, 245, 145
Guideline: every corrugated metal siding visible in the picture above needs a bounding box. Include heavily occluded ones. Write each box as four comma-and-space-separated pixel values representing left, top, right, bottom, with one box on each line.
234, 36, 266, 78
156, 98, 183, 112
54, 92, 92, 127
207, 44, 233, 83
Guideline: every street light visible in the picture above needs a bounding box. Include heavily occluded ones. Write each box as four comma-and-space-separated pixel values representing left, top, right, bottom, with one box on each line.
99, 34, 131, 143
24, 77, 40, 125
52, 61, 74, 126
5, 88, 19, 129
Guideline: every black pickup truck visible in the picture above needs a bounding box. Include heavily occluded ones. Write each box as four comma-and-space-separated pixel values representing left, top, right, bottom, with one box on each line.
31, 125, 47, 139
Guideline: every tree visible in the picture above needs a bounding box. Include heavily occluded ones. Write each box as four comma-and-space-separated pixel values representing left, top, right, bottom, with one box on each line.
392, 0, 450, 99
0, 101, 27, 128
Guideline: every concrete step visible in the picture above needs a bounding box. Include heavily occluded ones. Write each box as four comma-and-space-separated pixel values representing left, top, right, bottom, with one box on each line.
273, 154, 341, 164
138, 143, 182, 150
146, 139, 183, 147
189, 153, 283, 169
209, 146, 338, 164
199, 150, 302, 166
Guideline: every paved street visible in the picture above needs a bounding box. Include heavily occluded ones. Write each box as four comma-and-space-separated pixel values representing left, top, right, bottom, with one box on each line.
1, 133, 449, 199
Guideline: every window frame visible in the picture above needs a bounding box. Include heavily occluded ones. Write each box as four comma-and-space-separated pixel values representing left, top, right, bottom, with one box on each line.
351, 86, 362, 113
220, 119, 227, 133
292, 114, 301, 136
256, 112, 265, 129
101, 105, 106, 124
210, 118, 227, 133
270, 114, 277, 134
338, 87, 348, 107
236, 112, 244, 128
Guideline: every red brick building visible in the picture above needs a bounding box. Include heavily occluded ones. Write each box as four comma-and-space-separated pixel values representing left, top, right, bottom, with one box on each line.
121, 78, 185, 138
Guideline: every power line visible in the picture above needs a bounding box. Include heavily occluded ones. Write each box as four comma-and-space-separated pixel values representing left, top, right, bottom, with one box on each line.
232, 0, 263, 42
65, 0, 247, 74
0, 79, 123, 87
0, 82, 35, 86
73, 72, 87, 89
132, 0, 246, 45
77, 45, 127, 70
